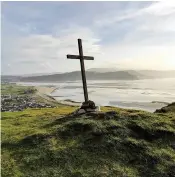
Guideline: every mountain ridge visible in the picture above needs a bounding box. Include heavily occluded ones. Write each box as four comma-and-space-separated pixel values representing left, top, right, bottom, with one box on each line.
19, 71, 138, 82
2, 69, 175, 82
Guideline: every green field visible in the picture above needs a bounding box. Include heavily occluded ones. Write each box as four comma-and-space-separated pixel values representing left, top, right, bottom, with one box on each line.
1, 84, 37, 95
1, 84, 175, 177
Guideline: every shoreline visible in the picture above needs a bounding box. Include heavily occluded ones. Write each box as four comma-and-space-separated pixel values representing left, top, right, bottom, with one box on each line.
15, 79, 175, 112
35, 86, 56, 95
35, 85, 169, 112
35, 86, 81, 106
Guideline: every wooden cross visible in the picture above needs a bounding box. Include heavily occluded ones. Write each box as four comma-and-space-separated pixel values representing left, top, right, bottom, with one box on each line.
67, 39, 94, 103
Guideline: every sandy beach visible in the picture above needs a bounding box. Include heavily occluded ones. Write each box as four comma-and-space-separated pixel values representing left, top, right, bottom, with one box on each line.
16, 79, 174, 112
35, 84, 170, 112
36, 86, 81, 106
35, 86, 56, 95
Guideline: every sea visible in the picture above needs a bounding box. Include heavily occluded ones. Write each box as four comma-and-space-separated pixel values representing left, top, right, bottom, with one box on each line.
17, 78, 175, 112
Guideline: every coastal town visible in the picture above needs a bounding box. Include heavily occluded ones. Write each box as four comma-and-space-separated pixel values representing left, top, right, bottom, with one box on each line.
1, 94, 55, 112
1, 84, 56, 112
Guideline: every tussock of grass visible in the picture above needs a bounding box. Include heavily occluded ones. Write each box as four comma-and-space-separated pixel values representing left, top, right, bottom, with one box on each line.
155, 102, 175, 113
1, 106, 175, 177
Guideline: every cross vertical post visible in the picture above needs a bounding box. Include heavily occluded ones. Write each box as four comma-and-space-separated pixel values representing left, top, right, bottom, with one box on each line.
66, 39, 98, 112
78, 39, 89, 102
67, 38, 95, 108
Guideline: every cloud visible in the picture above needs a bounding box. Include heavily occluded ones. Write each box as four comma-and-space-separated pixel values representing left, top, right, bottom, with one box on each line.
95, 1, 175, 27
143, 1, 175, 16
2, 25, 101, 75
1, 1, 175, 75
95, 45, 175, 70
94, 1, 175, 45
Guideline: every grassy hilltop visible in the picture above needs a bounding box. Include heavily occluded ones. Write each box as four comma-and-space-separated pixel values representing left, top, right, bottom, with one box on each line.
1, 84, 175, 177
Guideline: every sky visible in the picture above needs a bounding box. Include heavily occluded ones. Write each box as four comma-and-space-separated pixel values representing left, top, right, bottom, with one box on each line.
1, 1, 175, 75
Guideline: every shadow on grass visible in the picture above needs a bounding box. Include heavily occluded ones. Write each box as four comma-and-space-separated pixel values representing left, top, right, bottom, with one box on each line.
128, 124, 175, 142
42, 115, 79, 129
2, 111, 175, 177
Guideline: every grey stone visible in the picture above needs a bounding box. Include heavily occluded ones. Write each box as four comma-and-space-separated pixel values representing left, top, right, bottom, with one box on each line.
86, 106, 100, 112
77, 109, 86, 114
86, 108, 96, 112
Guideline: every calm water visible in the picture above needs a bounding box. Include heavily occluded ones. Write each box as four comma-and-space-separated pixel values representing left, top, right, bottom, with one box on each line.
17, 78, 175, 112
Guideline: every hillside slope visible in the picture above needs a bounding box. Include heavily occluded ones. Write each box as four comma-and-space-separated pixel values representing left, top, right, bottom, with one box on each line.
155, 102, 175, 113
2, 106, 175, 177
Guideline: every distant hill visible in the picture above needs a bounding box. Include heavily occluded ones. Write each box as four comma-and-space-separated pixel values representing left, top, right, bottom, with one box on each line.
118, 70, 175, 79
87, 68, 118, 72
87, 68, 175, 78
22, 72, 62, 77
1, 75, 22, 82
135, 70, 175, 78
20, 71, 137, 82
2, 70, 175, 82
1, 72, 61, 83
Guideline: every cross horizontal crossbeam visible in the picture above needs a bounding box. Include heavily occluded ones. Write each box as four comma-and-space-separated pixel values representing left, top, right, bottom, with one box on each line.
66, 39, 94, 103
67, 54, 94, 60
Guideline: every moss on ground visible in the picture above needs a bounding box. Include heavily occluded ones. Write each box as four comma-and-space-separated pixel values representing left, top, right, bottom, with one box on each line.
1, 106, 175, 177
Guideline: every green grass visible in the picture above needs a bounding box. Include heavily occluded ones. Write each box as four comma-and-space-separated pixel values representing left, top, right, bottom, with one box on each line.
1, 106, 175, 177
155, 102, 175, 113
1, 84, 37, 95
